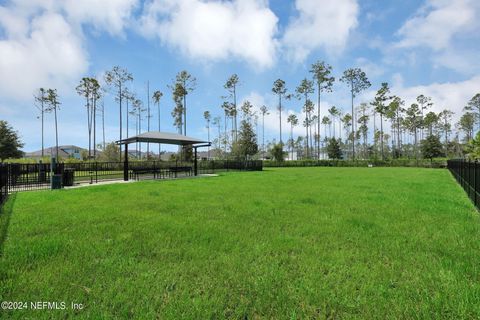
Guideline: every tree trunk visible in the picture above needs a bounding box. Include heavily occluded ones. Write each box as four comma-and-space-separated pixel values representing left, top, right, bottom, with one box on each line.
138, 111, 141, 159
305, 119, 309, 159
332, 117, 336, 138
262, 115, 265, 159
309, 114, 313, 154
397, 112, 401, 157
364, 132, 367, 160
380, 114, 384, 160
279, 95, 282, 146
102, 102, 105, 151
158, 101, 161, 160
183, 79, 187, 136
54, 105, 59, 160
147, 81, 150, 157
218, 124, 222, 155
87, 98, 91, 159
290, 125, 293, 160
119, 83, 123, 162
351, 80, 355, 160
390, 120, 395, 157
233, 86, 237, 142
41, 103, 44, 158
414, 128, 418, 159
324, 124, 327, 159
317, 84, 321, 160
93, 97, 96, 159
126, 99, 129, 138
338, 119, 342, 141
373, 111, 376, 152
224, 114, 227, 154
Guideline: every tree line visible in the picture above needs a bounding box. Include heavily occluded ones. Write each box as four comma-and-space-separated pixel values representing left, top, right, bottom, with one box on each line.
2, 62, 479, 162
206, 63, 479, 162
31, 66, 198, 161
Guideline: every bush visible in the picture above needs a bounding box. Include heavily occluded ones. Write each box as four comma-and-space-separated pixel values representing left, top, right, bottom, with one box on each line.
263, 159, 447, 168
269, 143, 286, 162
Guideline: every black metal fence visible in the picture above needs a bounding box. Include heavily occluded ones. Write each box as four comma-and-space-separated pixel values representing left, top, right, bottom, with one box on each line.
0, 164, 8, 206
447, 159, 480, 208
0, 160, 263, 197
2, 163, 60, 192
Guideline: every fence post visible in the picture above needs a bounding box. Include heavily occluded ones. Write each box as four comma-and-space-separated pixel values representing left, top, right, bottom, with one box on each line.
123, 144, 129, 181
474, 161, 477, 206
466, 160, 469, 197
194, 147, 198, 176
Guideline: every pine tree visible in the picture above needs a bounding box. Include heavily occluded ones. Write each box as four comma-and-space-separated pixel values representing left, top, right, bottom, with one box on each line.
340, 68, 371, 160
310, 61, 335, 159
327, 138, 342, 159
104, 66, 133, 161
0, 121, 24, 160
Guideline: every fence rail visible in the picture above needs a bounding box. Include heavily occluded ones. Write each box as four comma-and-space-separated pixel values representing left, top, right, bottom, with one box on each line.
0, 160, 263, 198
447, 159, 480, 208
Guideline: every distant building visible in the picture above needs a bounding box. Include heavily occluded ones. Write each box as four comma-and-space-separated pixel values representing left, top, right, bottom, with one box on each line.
24, 146, 211, 161
285, 151, 329, 161
25, 145, 84, 159
286, 151, 298, 161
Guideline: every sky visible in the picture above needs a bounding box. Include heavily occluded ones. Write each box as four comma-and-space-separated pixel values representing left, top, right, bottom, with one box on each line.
0, 0, 479, 152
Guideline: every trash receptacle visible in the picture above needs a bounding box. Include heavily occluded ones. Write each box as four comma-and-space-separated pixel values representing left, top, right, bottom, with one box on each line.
51, 174, 62, 189
62, 168, 75, 187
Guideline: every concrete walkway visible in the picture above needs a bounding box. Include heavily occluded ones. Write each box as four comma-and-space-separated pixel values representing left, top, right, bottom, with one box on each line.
64, 174, 219, 190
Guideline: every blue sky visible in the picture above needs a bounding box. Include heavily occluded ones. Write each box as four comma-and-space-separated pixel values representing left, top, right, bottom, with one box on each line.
0, 0, 479, 152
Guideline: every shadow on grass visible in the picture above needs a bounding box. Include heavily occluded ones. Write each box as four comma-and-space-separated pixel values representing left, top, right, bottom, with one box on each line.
0, 193, 16, 257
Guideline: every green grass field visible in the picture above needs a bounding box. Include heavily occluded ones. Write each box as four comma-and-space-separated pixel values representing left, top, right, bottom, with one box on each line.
0, 167, 479, 319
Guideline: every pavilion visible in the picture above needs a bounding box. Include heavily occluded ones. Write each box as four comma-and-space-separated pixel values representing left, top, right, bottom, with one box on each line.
116, 131, 210, 181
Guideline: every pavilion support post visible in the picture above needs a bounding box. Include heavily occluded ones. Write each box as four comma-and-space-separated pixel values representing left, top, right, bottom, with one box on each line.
194, 146, 198, 176
124, 143, 129, 181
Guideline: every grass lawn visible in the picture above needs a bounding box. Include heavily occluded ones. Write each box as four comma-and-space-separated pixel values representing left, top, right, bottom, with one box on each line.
0, 167, 479, 319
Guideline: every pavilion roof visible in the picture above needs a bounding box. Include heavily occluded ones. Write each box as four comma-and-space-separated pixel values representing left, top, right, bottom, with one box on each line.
116, 131, 209, 146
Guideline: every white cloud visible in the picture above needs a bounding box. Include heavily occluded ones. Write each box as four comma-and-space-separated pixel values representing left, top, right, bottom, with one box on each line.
0, 0, 138, 101
355, 57, 385, 79
282, 0, 359, 62
1, 0, 138, 35
0, 103, 17, 116
62, 0, 138, 36
396, 0, 478, 50
433, 50, 480, 76
0, 10, 88, 100
391, 75, 480, 120
139, 0, 279, 69
392, 0, 480, 75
